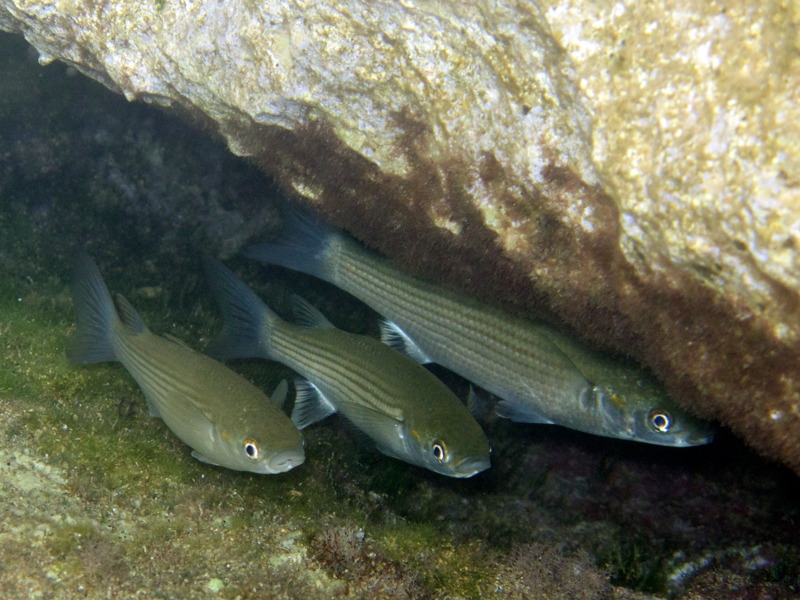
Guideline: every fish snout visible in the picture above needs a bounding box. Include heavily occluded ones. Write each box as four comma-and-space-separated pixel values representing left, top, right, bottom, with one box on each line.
267, 448, 306, 473
452, 455, 491, 478
676, 426, 716, 447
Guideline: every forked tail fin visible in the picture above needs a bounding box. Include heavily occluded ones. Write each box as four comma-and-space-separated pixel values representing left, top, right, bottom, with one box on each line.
244, 202, 335, 281
66, 253, 119, 365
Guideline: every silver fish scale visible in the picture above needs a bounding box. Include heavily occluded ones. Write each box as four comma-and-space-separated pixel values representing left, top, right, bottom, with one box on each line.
328, 237, 591, 416
268, 322, 406, 421
114, 331, 210, 412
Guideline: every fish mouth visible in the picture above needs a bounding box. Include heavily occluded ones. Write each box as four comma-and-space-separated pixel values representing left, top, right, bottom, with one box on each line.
678, 429, 716, 447
451, 456, 491, 478
647, 426, 715, 448
664, 420, 717, 447
267, 449, 305, 473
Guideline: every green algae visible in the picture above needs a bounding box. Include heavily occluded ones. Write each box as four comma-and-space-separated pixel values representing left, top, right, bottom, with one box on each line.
0, 261, 592, 600
0, 268, 485, 598
2, 255, 798, 599
597, 532, 669, 593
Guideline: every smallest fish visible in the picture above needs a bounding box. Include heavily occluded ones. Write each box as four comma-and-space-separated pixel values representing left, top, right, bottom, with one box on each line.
67, 254, 305, 474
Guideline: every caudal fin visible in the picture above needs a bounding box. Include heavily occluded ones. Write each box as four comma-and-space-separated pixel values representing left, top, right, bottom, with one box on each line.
66, 254, 119, 365
203, 258, 276, 361
243, 203, 334, 281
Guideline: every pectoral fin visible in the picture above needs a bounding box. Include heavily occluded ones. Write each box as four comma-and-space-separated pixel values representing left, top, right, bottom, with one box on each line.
191, 451, 221, 466
163, 333, 195, 351
337, 396, 404, 429
495, 398, 555, 424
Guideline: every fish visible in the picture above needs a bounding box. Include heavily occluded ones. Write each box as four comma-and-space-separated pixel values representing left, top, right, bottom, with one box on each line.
245, 204, 714, 446
541, 329, 715, 446
203, 258, 491, 478
66, 254, 305, 474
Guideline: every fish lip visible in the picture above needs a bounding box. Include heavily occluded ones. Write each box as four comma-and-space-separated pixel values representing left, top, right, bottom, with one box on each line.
267, 449, 306, 473
451, 456, 491, 478
653, 427, 715, 447
670, 422, 717, 447
681, 431, 715, 447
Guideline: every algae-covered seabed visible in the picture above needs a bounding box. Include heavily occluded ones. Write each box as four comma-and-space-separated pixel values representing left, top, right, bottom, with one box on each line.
1, 32, 799, 600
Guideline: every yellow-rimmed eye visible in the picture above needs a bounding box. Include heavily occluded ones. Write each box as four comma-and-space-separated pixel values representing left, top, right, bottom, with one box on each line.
243, 439, 259, 460
648, 410, 672, 433
432, 441, 447, 462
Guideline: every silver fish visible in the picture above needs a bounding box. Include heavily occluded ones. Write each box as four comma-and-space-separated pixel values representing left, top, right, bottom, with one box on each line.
204, 258, 491, 478
245, 205, 714, 446
67, 254, 305, 473
542, 329, 715, 446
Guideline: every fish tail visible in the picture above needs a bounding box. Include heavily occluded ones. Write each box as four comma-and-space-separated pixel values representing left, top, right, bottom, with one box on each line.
243, 203, 334, 281
66, 253, 120, 365
203, 257, 276, 361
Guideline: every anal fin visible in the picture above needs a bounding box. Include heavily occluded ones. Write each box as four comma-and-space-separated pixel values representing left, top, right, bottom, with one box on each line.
270, 379, 289, 409
146, 398, 161, 419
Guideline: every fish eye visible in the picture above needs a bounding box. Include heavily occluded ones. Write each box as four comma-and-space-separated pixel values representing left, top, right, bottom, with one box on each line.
243, 439, 259, 460
432, 441, 447, 462
648, 410, 672, 433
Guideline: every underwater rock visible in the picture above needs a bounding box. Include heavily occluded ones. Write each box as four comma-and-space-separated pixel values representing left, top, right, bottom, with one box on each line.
534, 0, 800, 472
1, 1, 799, 473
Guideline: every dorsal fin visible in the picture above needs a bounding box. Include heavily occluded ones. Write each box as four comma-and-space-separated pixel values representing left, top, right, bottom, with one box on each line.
164, 333, 194, 350
290, 295, 334, 329
114, 293, 148, 334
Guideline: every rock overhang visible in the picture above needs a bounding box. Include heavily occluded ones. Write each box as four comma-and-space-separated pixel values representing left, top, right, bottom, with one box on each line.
1, 0, 798, 473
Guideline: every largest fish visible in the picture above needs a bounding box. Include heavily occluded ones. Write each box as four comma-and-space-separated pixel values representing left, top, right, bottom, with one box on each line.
203, 258, 491, 478
245, 205, 714, 447
67, 254, 305, 474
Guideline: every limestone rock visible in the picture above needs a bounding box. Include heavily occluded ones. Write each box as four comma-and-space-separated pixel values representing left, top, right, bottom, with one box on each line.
1, 1, 798, 472
538, 0, 800, 469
